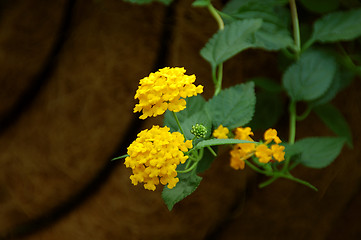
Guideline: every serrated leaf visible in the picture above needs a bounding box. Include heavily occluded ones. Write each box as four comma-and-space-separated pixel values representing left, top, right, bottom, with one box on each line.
282, 49, 337, 101
314, 104, 353, 147
164, 95, 212, 140
207, 82, 256, 129
311, 8, 361, 43
310, 65, 354, 106
252, 22, 293, 50
221, 2, 292, 50
194, 138, 255, 150
162, 171, 202, 210
200, 19, 263, 68
293, 137, 345, 168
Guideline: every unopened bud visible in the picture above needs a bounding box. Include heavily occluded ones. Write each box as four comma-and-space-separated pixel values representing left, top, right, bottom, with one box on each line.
190, 124, 207, 138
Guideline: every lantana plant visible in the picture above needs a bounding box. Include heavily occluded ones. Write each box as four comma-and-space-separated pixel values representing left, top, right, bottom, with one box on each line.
114, 0, 360, 210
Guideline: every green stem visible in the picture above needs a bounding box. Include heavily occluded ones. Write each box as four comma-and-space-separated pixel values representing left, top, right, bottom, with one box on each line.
283, 174, 318, 191
207, 3, 224, 96
302, 38, 314, 52
296, 105, 312, 121
245, 160, 269, 175
259, 176, 278, 188
172, 111, 185, 138
282, 101, 297, 172
337, 43, 361, 76
289, 0, 301, 58
211, 67, 217, 85
207, 4, 224, 30
214, 64, 223, 96
111, 154, 129, 161
177, 162, 198, 173
259, 172, 318, 191
207, 146, 217, 157
288, 101, 297, 145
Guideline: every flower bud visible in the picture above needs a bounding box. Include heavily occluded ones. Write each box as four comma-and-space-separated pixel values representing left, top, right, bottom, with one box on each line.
190, 124, 207, 138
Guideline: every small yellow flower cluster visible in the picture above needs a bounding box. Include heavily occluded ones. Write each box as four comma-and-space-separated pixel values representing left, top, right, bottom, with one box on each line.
124, 125, 193, 191
227, 127, 285, 170
134, 67, 204, 119
213, 125, 229, 139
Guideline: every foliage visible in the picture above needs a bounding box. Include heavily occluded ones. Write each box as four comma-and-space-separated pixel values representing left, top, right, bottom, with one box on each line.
114, 0, 360, 210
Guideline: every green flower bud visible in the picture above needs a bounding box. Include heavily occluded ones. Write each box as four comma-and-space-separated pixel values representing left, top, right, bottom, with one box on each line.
190, 124, 207, 138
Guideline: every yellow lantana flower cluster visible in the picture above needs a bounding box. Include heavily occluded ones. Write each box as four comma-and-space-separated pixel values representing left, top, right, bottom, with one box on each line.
134, 67, 204, 119
124, 125, 193, 191
224, 127, 285, 170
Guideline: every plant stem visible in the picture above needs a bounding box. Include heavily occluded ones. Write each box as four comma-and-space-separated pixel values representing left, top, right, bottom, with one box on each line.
282, 101, 297, 172
214, 64, 223, 96
296, 105, 312, 121
283, 174, 318, 191
172, 111, 185, 137
245, 160, 269, 175
207, 146, 217, 157
259, 176, 278, 188
207, 4, 224, 30
288, 101, 297, 145
177, 162, 198, 173
289, 0, 301, 58
207, 3, 224, 96
111, 154, 129, 161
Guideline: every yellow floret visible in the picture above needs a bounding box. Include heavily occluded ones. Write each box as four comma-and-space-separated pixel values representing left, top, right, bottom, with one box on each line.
213, 125, 229, 139
264, 128, 282, 144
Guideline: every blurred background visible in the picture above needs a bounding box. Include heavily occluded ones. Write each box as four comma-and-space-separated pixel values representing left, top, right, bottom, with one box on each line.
0, 0, 361, 239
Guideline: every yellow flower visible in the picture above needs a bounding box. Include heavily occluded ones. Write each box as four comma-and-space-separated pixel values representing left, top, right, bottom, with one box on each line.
229, 127, 256, 170
213, 125, 229, 139
255, 144, 273, 163
230, 147, 246, 170
124, 125, 193, 191
134, 67, 204, 119
271, 144, 285, 162
264, 128, 282, 144
235, 127, 254, 140
229, 127, 285, 170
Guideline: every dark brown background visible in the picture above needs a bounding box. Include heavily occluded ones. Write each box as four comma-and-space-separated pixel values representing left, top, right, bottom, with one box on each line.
0, 0, 361, 239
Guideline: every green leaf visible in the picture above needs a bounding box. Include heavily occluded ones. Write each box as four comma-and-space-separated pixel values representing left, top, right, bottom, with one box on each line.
164, 95, 212, 140
293, 137, 345, 168
314, 104, 353, 147
123, 0, 172, 4
252, 22, 293, 50
221, 1, 292, 51
299, 0, 339, 14
200, 19, 263, 68
162, 171, 202, 210
248, 90, 284, 131
282, 49, 337, 101
207, 82, 256, 129
311, 8, 361, 43
310, 65, 354, 106
192, 0, 210, 7
252, 77, 283, 92
194, 138, 255, 150
223, 0, 288, 15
